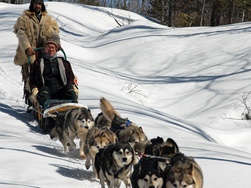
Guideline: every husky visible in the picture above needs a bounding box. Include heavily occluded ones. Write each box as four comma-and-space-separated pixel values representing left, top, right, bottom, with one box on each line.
164, 153, 203, 188
84, 126, 117, 172
145, 137, 179, 158
134, 136, 179, 171
94, 112, 112, 128
95, 142, 135, 188
50, 107, 94, 153
134, 139, 151, 158
99, 97, 148, 148
131, 156, 165, 188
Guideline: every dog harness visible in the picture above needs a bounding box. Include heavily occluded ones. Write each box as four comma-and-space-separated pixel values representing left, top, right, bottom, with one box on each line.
110, 119, 132, 132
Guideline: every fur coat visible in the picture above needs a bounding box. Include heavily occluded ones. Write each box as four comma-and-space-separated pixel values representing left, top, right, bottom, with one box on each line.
13, 10, 59, 66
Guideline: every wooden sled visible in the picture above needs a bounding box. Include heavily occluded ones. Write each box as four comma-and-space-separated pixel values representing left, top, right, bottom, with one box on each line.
31, 99, 87, 133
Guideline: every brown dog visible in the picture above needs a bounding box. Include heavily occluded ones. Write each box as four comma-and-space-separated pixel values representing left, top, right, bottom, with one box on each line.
164, 153, 203, 188
84, 125, 117, 176
99, 97, 148, 149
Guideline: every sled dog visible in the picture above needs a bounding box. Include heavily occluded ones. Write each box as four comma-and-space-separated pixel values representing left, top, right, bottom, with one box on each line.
50, 107, 94, 153
95, 142, 135, 188
134, 139, 151, 158
84, 126, 117, 171
135, 136, 179, 171
131, 156, 165, 188
164, 153, 203, 188
144, 137, 179, 158
99, 97, 148, 148
94, 111, 112, 128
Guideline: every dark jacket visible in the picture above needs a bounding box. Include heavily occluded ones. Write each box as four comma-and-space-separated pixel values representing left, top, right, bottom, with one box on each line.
30, 57, 75, 92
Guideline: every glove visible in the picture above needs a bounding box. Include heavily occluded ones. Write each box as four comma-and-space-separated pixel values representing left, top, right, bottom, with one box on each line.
73, 75, 79, 96
73, 85, 78, 97
32, 87, 38, 97
29, 87, 38, 104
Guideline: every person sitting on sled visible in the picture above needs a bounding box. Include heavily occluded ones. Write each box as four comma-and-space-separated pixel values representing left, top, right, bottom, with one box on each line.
29, 37, 78, 108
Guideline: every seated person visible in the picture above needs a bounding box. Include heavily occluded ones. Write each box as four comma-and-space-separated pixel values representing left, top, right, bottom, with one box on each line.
29, 39, 78, 108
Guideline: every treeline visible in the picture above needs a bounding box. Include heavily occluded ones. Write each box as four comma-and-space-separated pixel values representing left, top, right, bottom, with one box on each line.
4, 0, 251, 27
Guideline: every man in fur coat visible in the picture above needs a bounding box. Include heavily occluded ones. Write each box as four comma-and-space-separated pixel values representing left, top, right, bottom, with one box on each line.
13, 0, 60, 106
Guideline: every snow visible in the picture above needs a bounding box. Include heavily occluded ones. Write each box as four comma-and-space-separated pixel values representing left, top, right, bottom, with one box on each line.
1, 2, 251, 188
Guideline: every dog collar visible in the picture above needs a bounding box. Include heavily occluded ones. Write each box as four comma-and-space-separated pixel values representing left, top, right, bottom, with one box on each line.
126, 119, 131, 127
110, 119, 132, 132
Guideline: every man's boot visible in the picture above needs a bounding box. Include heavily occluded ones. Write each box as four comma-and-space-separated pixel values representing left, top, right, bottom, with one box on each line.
21, 63, 31, 107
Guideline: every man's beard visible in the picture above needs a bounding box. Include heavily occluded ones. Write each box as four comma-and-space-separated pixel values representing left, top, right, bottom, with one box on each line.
34, 8, 41, 14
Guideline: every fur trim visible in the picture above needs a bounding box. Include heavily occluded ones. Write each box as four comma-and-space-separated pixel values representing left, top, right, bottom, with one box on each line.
13, 10, 59, 66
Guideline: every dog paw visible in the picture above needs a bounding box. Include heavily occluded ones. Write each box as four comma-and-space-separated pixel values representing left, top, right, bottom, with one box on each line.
85, 161, 91, 170
79, 153, 86, 159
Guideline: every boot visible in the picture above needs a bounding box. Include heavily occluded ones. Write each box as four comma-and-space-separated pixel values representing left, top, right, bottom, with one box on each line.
21, 64, 31, 106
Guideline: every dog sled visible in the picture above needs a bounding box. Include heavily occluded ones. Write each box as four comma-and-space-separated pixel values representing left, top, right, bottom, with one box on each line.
31, 99, 87, 133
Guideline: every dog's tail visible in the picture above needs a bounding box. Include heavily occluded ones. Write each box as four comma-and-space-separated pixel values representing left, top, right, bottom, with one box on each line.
100, 97, 120, 122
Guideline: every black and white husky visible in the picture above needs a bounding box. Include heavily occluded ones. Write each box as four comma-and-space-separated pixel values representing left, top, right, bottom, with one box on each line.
131, 156, 165, 188
95, 142, 135, 188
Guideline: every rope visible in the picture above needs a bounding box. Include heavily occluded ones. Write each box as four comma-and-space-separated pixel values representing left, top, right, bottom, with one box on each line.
143, 154, 171, 160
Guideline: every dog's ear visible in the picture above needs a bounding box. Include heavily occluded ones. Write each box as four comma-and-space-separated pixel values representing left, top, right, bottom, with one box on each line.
150, 136, 163, 144
170, 152, 186, 165
166, 138, 179, 153
77, 107, 85, 119
157, 136, 164, 143
87, 108, 94, 121
138, 126, 144, 133
186, 162, 193, 175
100, 131, 107, 138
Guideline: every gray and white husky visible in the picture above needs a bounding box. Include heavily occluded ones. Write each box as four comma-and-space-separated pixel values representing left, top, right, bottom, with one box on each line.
50, 107, 94, 153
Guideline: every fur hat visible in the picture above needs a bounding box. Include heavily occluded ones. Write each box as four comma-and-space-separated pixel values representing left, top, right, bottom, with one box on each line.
29, 0, 46, 12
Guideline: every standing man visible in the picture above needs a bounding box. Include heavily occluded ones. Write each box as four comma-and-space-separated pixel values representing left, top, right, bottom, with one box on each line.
13, 0, 60, 106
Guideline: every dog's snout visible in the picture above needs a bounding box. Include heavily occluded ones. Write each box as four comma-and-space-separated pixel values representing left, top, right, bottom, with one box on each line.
122, 157, 127, 162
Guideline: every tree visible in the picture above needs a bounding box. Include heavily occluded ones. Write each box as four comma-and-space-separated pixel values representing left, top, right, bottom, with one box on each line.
210, 0, 223, 26
4, 0, 251, 26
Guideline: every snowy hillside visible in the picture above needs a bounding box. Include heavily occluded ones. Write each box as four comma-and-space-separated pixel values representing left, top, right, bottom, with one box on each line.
1, 2, 251, 188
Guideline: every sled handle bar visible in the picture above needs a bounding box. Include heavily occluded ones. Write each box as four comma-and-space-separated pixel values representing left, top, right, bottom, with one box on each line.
27, 47, 67, 64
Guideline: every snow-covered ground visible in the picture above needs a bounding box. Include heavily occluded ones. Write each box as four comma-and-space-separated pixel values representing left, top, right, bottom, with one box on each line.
1, 2, 251, 188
